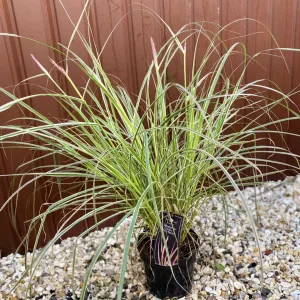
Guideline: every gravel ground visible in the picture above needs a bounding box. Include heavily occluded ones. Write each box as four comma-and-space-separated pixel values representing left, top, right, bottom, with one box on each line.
1, 176, 300, 300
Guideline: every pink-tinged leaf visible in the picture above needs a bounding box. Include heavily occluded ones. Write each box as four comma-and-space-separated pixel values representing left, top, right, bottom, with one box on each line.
169, 247, 177, 264
161, 244, 165, 260
160, 241, 165, 265
169, 247, 177, 259
170, 245, 178, 264
162, 237, 169, 265
31, 55, 49, 74
50, 58, 67, 76
150, 37, 158, 66
172, 254, 178, 265
158, 240, 161, 265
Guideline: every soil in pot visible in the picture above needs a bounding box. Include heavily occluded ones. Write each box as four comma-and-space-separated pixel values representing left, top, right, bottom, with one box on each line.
137, 229, 199, 299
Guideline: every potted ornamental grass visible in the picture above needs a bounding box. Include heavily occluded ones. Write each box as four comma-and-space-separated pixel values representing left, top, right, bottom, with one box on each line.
1, 6, 300, 299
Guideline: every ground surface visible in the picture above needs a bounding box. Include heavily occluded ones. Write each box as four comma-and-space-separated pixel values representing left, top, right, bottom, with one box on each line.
1, 177, 300, 300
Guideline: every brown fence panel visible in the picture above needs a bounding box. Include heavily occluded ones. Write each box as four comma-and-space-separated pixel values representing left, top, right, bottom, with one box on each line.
0, 0, 300, 256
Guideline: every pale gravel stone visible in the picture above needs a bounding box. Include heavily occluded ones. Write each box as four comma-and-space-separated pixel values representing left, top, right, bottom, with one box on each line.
193, 274, 200, 281
234, 281, 243, 290
281, 281, 292, 288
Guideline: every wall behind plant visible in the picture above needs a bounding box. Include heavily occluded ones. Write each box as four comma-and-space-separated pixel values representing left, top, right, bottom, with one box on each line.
0, 0, 300, 256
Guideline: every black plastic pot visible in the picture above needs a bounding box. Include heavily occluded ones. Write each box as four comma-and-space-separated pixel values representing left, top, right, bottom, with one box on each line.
138, 229, 199, 299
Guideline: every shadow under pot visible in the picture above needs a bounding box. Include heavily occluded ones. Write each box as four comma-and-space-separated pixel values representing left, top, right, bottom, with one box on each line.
137, 229, 199, 299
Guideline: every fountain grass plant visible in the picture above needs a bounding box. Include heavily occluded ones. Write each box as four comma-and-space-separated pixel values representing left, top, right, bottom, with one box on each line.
1, 2, 300, 299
